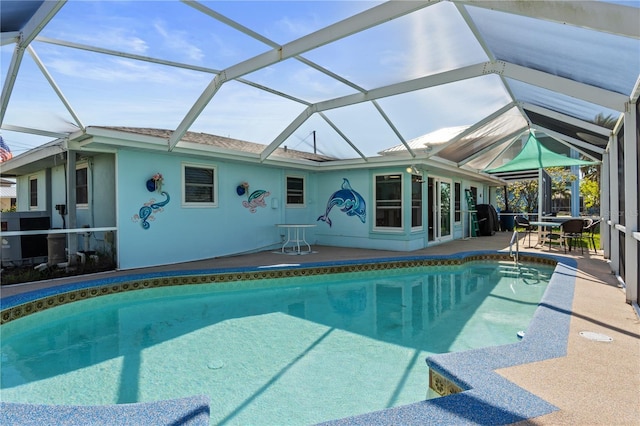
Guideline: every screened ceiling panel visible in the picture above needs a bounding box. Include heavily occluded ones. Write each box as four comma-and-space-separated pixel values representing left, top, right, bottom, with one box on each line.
202, 0, 377, 46
465, 137, 522, 172
37, 1, 273, 71
437, 106, 528, 163
321, 101, 403, 158
62, 53, 213, 127
380, 126, 468, 156
374, 74, 513, 143
1, 0, 638, 171
279, 113, 362, 159
242, 57, 359, 104
508, 79, 621, 122
525, 110, 610, 148
301, 2, 487, 90
0, 49, 75, 132
467, 4, 640, 95
192, 79, 308, 146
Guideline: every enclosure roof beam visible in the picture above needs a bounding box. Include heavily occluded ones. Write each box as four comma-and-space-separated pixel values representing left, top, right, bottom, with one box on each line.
169, 0, 435, 151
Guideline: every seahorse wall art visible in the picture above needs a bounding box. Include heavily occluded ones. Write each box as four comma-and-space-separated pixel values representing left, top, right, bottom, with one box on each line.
242, 189, 271, 213
317, 178, 366, 227
132, 192, 170, 230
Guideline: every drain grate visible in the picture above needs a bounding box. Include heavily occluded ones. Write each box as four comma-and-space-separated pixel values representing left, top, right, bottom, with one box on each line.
579, 331, 613, 342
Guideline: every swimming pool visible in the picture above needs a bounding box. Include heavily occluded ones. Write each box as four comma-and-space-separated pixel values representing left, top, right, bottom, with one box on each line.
0, 252, 575, 425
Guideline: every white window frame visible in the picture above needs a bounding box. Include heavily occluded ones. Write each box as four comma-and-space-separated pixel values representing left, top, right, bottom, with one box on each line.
410, 173, 423, 231
285, 175, 305, 208
373, 173, 403, 231
454, 181, 461, 224
76, 163, 89, 208
182, 162, 217, 208
29, 176, 38, 210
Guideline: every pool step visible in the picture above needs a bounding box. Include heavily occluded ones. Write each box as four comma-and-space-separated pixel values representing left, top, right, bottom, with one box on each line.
498, 265, 540, 280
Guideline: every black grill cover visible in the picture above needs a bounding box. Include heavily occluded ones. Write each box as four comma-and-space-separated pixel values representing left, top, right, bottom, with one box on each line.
476, 204, 499, 236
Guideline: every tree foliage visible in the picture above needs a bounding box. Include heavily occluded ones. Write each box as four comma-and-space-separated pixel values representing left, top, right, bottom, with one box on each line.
497, 113, 606, 215
496, 167, 600, 213
580, 175, 600, 213
592, 113, 617, 129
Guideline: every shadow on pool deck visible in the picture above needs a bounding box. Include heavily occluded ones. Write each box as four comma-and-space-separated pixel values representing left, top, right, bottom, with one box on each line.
1, 232, 639, 425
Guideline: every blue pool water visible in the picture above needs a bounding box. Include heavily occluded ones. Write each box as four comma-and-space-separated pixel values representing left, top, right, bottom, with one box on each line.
1, 261, 553, 425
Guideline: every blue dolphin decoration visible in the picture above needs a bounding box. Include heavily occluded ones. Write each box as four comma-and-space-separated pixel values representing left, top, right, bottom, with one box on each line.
317, 178, 366, 227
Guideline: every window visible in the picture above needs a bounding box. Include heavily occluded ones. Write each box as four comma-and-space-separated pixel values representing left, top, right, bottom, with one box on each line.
411, 174, 422, 228
29, 177, 38, 209
375, 174, 402, 229
286, 176, 304, 206
454, 182, 461, 222
76, 166, 88, 205
183, 164, 216, 206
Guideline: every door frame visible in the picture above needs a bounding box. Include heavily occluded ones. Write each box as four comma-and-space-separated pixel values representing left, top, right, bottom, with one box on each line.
427, 176, 453, 243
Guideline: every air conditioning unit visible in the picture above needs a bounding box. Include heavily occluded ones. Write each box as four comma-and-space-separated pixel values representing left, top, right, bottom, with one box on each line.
1, 211, 51, 267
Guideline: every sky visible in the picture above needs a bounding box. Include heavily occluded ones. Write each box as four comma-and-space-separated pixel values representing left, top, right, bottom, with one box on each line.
1, 0, 636, 159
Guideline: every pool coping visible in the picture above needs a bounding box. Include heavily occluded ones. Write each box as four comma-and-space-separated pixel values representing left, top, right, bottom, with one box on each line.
1, 250, 576, 425
0, 396, 211, 426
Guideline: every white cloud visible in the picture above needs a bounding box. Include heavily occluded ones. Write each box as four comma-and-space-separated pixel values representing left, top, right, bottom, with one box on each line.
153, 20, 204, 62
59, 26, 149, 55
273, 15, 316, 40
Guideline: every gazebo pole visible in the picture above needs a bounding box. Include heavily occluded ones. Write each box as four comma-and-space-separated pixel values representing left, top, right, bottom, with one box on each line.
538, 168, 543, 220
504, 185, 509, 212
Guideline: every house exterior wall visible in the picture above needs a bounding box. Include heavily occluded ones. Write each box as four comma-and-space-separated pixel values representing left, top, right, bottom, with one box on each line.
7, 141, 496, 270
116, 149, 313, 269
15, 171, 46, 212
50, 165, 66, 228
11, 154, 117, 259
311, 170, 491, 251
37, 157, 116, 233
91, 154, 117, 229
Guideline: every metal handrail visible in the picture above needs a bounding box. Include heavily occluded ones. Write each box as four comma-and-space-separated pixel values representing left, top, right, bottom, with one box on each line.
0, 226, 116, 237
509, 230, 519, 264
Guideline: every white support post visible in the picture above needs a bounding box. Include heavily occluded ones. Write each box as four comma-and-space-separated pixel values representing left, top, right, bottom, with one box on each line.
570, 149, 580, 217
601, 151, 610, 259
609, 134, 619, 275
623, 102, 638, 304
67, 150, 78, 266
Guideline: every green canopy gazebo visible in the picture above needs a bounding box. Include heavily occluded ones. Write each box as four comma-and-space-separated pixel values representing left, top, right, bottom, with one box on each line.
485, 133, 597, 219
485, 133, 596, 174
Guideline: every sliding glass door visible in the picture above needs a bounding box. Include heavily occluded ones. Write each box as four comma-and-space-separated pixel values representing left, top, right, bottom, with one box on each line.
428, 177, 452, 242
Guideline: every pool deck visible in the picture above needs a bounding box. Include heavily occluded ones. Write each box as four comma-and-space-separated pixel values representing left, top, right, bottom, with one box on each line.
1, 232, 639, 425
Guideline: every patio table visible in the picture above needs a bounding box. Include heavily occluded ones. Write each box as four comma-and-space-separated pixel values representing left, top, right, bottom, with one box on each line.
276, 224, 316, 255
529, 221, 562, 250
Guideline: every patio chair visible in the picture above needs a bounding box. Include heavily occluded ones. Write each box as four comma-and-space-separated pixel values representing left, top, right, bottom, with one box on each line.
583, 219, 600, 254
514, 216, 535, 247
559, 219, 586, 254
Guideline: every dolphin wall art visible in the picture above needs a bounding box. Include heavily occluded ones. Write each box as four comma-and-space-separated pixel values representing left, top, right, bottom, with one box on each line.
317, 178, 366, 227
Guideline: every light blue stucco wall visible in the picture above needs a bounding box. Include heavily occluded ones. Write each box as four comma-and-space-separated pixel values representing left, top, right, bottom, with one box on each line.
89, 154, 116, 229
116, 150, 318, 270
15, 171, 47, 212
50, 165, 66, 228
314, 169, 426, 251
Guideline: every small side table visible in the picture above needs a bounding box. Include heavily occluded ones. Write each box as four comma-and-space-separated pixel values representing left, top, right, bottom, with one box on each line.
275, 224, 316, 254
